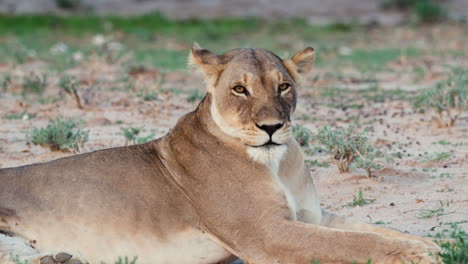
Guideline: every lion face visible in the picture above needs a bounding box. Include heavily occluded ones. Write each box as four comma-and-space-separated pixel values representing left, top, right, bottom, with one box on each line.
190, 44, 315, 149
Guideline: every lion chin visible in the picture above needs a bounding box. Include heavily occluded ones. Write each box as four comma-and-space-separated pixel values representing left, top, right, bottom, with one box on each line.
246, 144, 287, 171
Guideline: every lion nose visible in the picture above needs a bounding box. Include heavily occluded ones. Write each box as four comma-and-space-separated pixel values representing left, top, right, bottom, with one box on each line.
256, 123, 284, 138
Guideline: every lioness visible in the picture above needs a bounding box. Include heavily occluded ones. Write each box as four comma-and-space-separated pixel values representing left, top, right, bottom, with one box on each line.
1, 44, 438, 264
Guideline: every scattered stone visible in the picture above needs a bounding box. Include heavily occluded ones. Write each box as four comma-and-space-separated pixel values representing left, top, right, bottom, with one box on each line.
55, 252, 72, 263
41, 256, 57, 264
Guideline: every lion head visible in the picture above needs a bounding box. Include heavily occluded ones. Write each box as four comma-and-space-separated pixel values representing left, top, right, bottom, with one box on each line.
189, 43, 315, 157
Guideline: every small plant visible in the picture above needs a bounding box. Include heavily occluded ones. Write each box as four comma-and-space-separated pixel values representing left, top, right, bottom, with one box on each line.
30, 118, 89, 151
3, 112, 36, 120
136, 87, 158, 102
379, 0, 446, 23
292, 125, 313, 147
432, 224, 468, 263
306, 159, 330, 168
353, 150, 382, 178
9, 253, 30, 264
413, 69, 467, 128
436, 187, 454, 193
316, 126, 380, 177
412, 0, 447, 23
100, 256, 138, 264
417, 207, 446, 219
136, 133, 156, 144
55, 0, 82, 10
424, 152, 453, 162
122, 127, 155, 145
347, 191, 375, 207
22, 73, 47, 95
59, 75, 83, 109
1, 74, 11, 91
142, 92, 158, 101
416, 201, 452, 219
122, 127, 142, 145
114, 256, 138, 264
187, 89, 205, 103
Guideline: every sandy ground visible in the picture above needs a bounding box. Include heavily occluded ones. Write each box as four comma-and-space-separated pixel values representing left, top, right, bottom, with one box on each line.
0, 25, 467, 247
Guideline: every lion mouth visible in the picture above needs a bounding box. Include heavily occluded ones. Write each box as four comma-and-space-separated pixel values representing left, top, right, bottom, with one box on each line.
251, 139, 282, 148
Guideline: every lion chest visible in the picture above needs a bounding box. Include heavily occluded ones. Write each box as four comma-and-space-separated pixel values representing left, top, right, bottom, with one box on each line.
247, 146, 298, 220
270, 168, 298, 220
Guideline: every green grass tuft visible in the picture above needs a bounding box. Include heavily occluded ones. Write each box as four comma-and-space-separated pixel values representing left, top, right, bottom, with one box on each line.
347, 191, 376, 207
30, 118, 89, 151
433, 224, 468, 263
413, 68, 467, 128
292, 125, 313, 148
9, 253, 30, 264
316, 126, 381, 177
22, 73, 48, 96
122, 127, 155, 145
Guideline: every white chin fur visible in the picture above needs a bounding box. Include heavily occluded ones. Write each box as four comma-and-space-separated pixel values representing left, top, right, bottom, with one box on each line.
246, 145, 287, 173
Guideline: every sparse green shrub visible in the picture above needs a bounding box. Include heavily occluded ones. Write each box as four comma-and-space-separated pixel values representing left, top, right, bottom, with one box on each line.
292, 125, 313, 147
55, 0, 82, 10
122, 127, 155, 145
122, 127, 141, 145
136, 133, 155, 144
316, 126, 380, 177
114, 256, 138, 264
100, 256, 138, 264
187, 89, 205, 103
412, 0, 447, 23
30, 118, 89, 151
380, 0, 446, 23
136, 86, 158, 102
142, 92, 158, 101
1, 74, 11, 91
380, 0, 417, 10
306, 159, 330, 168
9, 253, 30, 264
424, 152, 453, 162
3, 112, 36, 120
417, 207, 446, 219
354, 153, 382, 178
22, 73, 47, 95
433, 224, 468, 263
417, 201, 451, 219
413, 69, 467, 128
347, 191, 375, 207
59, 75, 83, 109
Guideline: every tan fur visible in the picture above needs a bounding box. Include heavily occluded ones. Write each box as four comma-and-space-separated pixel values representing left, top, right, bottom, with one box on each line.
0, 45, 438, 264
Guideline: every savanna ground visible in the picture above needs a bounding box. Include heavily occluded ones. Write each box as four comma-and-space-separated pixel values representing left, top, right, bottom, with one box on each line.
0, 14, 467, 262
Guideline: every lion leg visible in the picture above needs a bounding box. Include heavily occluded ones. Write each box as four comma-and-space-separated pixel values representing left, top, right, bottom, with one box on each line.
0, 233, 88, 264
320, 211, 439, 250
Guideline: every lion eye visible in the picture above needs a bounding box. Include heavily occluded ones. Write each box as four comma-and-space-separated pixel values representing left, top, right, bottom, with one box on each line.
278, 83, 291, 93
233, 86, 248, 94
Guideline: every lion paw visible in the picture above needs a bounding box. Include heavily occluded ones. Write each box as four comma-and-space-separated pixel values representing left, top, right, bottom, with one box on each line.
404, 235, 440, 252
383, 240, 438, 264
35, 252, 88, 264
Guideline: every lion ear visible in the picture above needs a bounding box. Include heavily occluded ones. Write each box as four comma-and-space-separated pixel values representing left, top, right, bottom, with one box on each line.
283, 47, 315, 82
189, 42, 221, 66
188, 42, 224, 91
